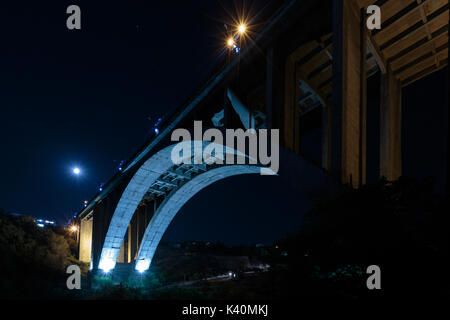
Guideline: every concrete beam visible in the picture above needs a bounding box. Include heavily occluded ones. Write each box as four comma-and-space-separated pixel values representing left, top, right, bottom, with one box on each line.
227, 89, 256, 129
366, 32, 387, 74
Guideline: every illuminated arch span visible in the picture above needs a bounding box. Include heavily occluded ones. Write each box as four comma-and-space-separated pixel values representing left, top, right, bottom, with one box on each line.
134, 165, 259, 272
98, 141, 265, 272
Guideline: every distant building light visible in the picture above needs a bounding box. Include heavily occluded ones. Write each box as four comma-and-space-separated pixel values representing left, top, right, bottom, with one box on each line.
99, 187, 103, 192
154, 128, 159, 134
37, 223, 44, 228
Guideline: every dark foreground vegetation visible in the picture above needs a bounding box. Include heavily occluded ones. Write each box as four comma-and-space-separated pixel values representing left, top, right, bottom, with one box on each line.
0, 211, 87, 299
0, 177, 447, 300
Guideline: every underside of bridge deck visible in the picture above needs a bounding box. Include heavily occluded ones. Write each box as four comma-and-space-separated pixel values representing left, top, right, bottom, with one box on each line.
77, 0, 448, 277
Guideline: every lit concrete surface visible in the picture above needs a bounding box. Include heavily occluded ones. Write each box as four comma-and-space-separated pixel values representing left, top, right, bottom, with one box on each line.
79, 216, 93, 263
98, 146, 174, 272
98, 141, 258, 272
135, 165, 261, 272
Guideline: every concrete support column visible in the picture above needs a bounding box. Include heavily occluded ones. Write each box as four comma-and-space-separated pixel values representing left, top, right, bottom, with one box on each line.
321, 105, 331, 170
117, 239, 126, 263
79, 216, 93, 264
127, 224, 132, 263
331, 0, 367, 187
284, 54, 299, 152
91, 195, 117, 269
380, 70, 402, 181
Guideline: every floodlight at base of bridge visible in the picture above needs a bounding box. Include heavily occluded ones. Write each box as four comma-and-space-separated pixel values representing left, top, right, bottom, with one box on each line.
135, 259, 151, 273
99, 259, 115, 274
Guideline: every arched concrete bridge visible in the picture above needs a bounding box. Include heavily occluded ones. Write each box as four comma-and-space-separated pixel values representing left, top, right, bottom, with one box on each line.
76, 0, 448, 277
96, 141, 264, 273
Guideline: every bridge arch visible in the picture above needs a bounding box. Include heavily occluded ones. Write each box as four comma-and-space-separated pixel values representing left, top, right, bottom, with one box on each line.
134, 165, 260, 272
97, 141, 265, 273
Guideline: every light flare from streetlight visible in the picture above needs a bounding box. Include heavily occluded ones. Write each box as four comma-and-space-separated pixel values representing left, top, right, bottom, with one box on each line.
238, 24, 246, 34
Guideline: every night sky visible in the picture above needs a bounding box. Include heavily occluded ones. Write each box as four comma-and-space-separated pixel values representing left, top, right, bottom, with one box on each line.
0, 1, 447, 245
0, 0, 306, 245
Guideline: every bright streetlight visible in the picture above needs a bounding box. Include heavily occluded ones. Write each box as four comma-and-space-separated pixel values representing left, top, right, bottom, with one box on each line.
238, 24, 246, 34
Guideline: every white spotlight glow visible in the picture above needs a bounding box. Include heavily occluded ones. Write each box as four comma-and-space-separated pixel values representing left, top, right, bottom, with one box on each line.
73, 167, 81, 175
238, 24, 246, 34
99, 259, 115, 274
135, 259, 151, 273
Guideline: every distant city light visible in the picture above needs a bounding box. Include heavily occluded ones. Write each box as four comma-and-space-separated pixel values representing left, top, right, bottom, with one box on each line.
70, 225, 78, 232
154, 128, 159, 134
35, 219, 55, 228
227, 38, 235, 47
99, 187, 103, 192
73, 167, 81, 175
